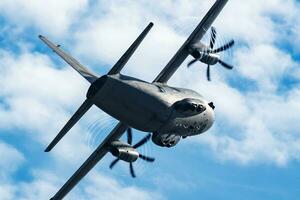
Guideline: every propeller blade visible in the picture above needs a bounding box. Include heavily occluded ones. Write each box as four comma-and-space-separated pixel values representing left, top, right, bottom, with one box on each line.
210, 40, 234, 54
109, 158, 120, 169
127, 128, 132, 145
139, 154, 155, 162
210, 27, 217, 49
133, 134, 151, 149
187, 59, 198, 67
129, 162, 136, 178
207, 65, 211, 81
218, 60, 233, 69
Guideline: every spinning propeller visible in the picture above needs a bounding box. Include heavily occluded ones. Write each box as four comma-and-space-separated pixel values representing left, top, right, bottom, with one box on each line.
109, 128, 155, 178
187, 27, 234, 81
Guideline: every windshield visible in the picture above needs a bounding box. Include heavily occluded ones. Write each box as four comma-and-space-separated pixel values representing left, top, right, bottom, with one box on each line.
173, 98, 206, 114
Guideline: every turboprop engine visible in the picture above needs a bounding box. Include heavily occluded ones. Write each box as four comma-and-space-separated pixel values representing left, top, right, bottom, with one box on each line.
109, 141, 139, 163
109, 130, 155, 178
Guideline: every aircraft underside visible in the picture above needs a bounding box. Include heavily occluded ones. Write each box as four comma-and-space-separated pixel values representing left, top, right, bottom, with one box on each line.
90, 74, 215, 147
39, 0, 228, 199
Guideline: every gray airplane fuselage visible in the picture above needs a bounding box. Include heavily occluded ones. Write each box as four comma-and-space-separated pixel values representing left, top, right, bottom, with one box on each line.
87, 74, 214, 147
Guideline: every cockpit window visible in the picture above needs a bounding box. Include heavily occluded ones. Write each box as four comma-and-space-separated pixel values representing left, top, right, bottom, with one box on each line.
173, 99, 206, 114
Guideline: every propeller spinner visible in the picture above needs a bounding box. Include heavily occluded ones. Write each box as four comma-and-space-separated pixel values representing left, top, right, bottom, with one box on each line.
187, 27, 234, 81
109, 128, 155, 178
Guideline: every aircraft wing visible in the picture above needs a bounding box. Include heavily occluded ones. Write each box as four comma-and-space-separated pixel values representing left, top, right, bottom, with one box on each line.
45, 98, 94, 152
50, 122, 128, 200
47, 22, 155, 199
153, 0, 228, 83
108, 22, 153, 75
39, 35, 98, 83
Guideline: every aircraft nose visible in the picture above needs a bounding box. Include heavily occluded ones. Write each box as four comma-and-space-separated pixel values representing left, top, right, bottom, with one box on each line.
204, 102, 215, 132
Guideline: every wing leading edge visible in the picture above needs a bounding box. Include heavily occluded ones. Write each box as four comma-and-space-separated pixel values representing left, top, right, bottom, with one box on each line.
45, 98, 94, 152
108, 22, 154, 75
153, 0, 228, 83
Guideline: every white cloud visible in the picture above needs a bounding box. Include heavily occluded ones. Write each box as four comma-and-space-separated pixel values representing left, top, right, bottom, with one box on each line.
233, 44, 296, 92
0, 141, 24, 179
0, 50, 86, 134
0, 184, 15, 200
80, 172, 164, 200
0, 0, 88, 36
0, 169, 162, 200
73, 0, 185, 81
0, 141, 23, 199
1, 2, 300, 200
191, 81, 300, 166
17, 172, 59, 200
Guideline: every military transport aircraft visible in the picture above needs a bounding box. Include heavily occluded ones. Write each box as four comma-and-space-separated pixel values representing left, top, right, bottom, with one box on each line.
39, 0, 233, 199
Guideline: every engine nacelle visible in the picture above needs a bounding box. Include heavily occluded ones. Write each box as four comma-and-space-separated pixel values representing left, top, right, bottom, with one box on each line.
199, 53, 219, 65
109, 141, 139, 162
152, 132, 180, 148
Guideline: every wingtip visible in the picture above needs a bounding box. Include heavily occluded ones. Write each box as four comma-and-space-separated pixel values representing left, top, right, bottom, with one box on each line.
148, 22, 154, 28
44, 146, 52, 152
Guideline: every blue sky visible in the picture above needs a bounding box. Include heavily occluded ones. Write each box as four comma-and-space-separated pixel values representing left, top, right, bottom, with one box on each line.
0, 0, 300, 199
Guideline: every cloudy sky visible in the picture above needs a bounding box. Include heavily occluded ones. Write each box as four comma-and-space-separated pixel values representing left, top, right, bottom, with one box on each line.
0, 0, 300, 199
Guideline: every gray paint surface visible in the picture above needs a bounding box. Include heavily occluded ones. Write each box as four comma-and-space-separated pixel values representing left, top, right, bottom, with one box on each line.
39, 0, 229, 199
